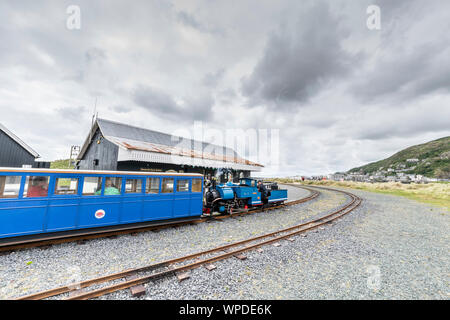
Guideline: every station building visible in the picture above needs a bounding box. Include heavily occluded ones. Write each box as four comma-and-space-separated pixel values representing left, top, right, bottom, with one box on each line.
76, 118, 263, 181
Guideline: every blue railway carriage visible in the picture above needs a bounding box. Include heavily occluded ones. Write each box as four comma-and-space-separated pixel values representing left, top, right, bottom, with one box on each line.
0, 168, 203, 240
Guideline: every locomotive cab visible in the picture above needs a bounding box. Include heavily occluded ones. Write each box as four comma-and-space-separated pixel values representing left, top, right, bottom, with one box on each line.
239, 178, 256, 187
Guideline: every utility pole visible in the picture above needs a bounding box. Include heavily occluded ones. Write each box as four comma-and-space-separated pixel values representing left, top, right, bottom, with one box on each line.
69, 145, 81, 168
89, 97, 98, 143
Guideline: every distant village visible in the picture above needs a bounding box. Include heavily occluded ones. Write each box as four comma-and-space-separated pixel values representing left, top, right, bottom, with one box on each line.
290, 158, 450, 183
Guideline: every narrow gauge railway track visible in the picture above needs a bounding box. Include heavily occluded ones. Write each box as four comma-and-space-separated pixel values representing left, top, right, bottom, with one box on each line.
16, 186, 361, 300
0, 186, 319, 253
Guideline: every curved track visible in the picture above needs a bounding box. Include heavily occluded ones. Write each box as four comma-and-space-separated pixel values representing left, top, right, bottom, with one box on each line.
16, 185, 361, 300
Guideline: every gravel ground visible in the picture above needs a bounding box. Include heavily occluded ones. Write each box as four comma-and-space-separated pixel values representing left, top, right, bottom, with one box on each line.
285, 184, 310, 201
1, 185, 448, 300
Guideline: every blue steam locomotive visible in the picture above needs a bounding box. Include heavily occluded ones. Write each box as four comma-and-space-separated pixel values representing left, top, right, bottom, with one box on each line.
204, 178, 288, 215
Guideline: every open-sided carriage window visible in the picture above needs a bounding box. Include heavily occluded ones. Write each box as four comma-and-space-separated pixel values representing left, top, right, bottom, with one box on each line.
125, 179, 143, 194
161, 178, 174, 193
146, 177, 160, 194
192, 179, 202, 193
54, 177, 79, 195
104, 177, 122, 195
23, 176, 50, 198
176, 179, 189, 192
0, 176, 22, 198
83, 177, 103, 196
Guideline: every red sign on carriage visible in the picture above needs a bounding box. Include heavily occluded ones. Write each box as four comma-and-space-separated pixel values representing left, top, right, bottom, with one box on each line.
95, 209, 106, 219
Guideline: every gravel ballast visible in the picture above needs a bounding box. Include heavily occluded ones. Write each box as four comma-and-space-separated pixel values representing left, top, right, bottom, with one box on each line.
1, 185, 448, 300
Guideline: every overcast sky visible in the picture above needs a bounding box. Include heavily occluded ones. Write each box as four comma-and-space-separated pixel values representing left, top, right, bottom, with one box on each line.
1, 0, 449, 176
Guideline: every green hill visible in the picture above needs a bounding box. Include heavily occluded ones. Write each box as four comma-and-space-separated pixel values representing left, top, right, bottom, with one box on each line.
50, 159, 72, 169
348, 136, 450, 178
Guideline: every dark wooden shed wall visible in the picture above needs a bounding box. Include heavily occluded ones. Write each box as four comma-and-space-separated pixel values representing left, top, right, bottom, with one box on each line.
77, 129, 119, 171
0, 130, 36, 167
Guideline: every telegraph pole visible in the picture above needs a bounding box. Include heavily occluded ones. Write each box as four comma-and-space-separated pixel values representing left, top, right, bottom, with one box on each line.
69, 145, 81, 168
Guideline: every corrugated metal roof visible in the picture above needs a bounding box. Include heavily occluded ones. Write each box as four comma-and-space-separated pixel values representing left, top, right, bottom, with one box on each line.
97, 118, 238, 156
108, 136, 263, 167
0, 122, 40, 158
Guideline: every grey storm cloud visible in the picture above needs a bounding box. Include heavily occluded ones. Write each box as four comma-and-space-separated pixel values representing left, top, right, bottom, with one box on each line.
112, 105, 132, 114
348, 0, 450, 103
177, 11, 205, 31
355, 107, 450, 141
241, 1, 357, 108
85, 48, 108, 66
132, 85, 214, 121
133, 85, 179, 114
176, 10, 224, 35
65, 48, 109, 83
352, 40, 450, 102
202, 68, 226, 88
57, 106, 89, 121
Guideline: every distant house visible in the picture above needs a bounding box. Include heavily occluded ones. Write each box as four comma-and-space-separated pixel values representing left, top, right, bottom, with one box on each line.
0, 123, 40, 168
329, 173, 345, 181
350, 174, 367, 182
406, 158, 419, 163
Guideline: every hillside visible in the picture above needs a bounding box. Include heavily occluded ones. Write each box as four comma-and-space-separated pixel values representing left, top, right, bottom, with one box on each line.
50, 159, 72, 169
348, 136, 450, 178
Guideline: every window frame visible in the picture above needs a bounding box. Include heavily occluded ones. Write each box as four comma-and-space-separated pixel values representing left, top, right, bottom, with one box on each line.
103, 176, 123, 196
146, 177, 161, 194
0, 175, 23, 199
53, 177, 80, 196
176, 179, 190, 193
161, 178, 174, 193
191, 178, 203, 193
82, 176, 104, 196
23, 175, 51, 198
125, 178, 144, 194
